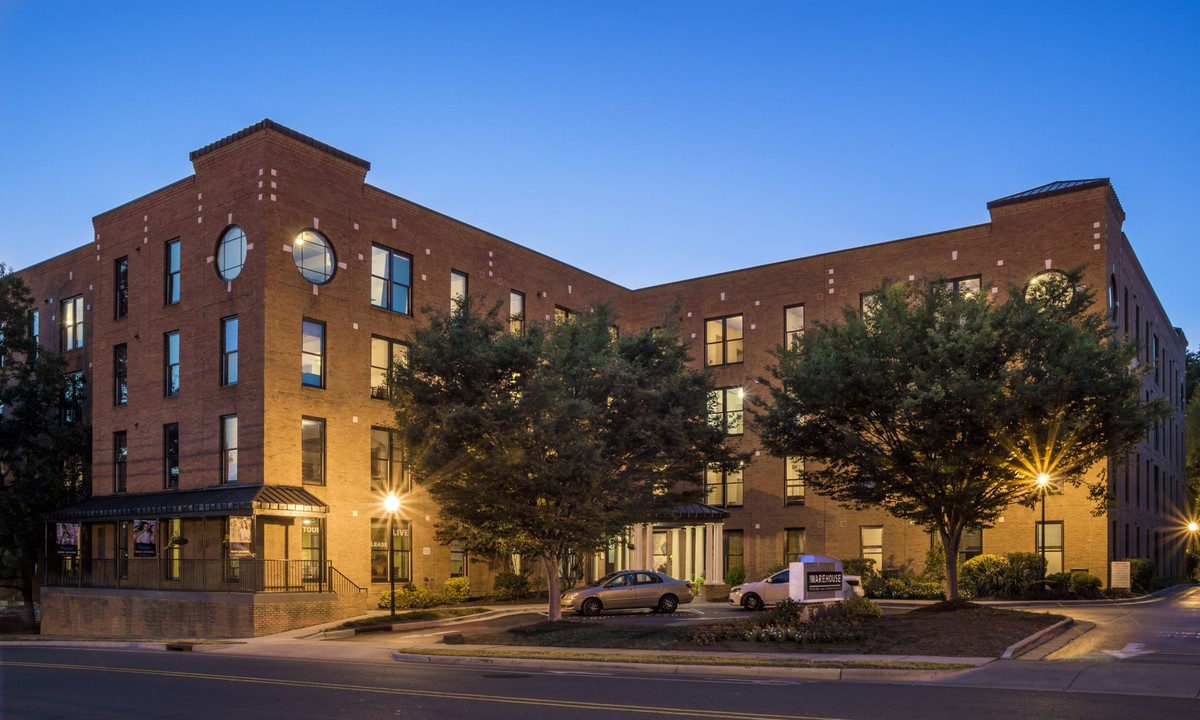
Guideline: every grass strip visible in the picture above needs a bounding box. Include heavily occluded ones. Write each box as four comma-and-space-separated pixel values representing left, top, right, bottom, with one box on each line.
333, 607, 488, 630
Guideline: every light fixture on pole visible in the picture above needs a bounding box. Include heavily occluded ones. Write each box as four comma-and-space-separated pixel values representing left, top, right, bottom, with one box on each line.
384, 493, 400, 619
1188, 521, 1199, 554
1035, 473, 1050, 580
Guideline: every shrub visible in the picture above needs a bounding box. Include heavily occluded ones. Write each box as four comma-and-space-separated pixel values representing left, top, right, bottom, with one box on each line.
924, 544, 947, 582
724, 566, 745, 587
442, 577, 471, 604
840, 557, 878, 583
493, 571, 531, 601
1125, 558, 1156, 594
823, 595, 883, 622
1068, 571, 1102, 595
769, 598, 804, 626
1187, 551, 1199, 580
959, 554, 1009, 598
868, 575, 945, 600
377, 584, 441, 610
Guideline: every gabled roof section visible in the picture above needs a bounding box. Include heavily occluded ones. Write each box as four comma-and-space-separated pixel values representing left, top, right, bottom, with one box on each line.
987, 178, 1110, 210
46, 485, 328, 520
189, 119, 371, 171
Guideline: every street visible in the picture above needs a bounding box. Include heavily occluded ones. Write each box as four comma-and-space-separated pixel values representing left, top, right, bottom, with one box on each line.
0, 645, 1194, 720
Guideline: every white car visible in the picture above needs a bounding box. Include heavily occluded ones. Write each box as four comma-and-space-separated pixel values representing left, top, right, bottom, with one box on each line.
729, 569, 864, 611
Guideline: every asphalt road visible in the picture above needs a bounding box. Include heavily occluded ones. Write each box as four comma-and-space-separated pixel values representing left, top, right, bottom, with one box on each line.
2, 645, 1196, 720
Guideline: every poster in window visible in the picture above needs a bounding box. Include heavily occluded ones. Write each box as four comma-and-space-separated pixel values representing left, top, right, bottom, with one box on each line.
228, 516, 253, 558
134, 520, 157, 557
57, 523, 80, 556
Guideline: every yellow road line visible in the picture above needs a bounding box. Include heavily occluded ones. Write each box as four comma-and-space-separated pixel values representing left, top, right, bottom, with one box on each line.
1, 660, 846, 720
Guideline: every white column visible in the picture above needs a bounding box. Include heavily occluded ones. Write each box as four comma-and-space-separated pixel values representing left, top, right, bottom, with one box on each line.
704, 522, 725, 585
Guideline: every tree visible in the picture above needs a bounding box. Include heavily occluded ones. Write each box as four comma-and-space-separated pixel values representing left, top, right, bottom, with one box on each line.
390, 298, 741, 620
755, 272, 1162, 601
0, 267, 90, 626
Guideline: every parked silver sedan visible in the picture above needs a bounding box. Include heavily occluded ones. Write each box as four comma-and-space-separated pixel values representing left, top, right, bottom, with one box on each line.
562, 571, 694, 615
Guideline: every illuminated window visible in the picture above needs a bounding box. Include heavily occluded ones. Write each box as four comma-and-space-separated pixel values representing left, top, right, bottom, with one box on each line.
60, 295, 84, 351
1036, 521, 1064, 575
705, 464, 743, 507
784, 305, 804, 348
705, 315, 743, 366
370, 336, 408, 399
784, 528, 805, 564
724, 530, 744, 577
221, 415, 238, 483
510, 290, 526, 335
372, 518, 411, 583
301, 320, 325, 388
947, 275, 981, 296
708, 387, 744, 435
861, 526, 883, 570
450, 543, 467, 578
370, 427, 410, 494
785, 456, 805, 505
451, 270, 468, 312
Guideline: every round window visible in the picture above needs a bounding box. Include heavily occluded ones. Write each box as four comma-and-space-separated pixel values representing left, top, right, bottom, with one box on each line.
216, 226, 247, 281
1024, 270, 1073, 306
293, 230, 335, 285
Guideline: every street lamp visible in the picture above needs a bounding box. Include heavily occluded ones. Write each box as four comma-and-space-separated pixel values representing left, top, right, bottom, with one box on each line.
1035, 473, 1050, 581
384, 493, 400, 618
1188, 521, 1199, 553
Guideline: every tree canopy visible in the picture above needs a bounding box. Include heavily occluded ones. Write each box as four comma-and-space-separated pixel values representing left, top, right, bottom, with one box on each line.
390, 297, 741, 620
0, 268, 90, 625
755, 271, 1162, 599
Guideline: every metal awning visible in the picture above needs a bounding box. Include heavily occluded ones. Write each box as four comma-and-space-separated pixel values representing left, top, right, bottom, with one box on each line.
46, 485, 328, 521
657, 502, 730, 522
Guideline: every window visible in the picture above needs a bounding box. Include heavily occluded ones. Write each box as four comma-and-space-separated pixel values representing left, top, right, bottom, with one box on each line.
371, 518, 411, 583
301, 518, 323, 581
861, 526, 883, 571
113, 344, 128, 405
371, 427, 410, 494
705, 464, 743, 507
724, 530, 744, 578
216, 226, 247, 281
450, 543, 467, 578
1036, 521, 1064, 575
959, 527, 983, 563
301, 417, 325, 485
221, 415, 238, 484
1025, 270, 1072, 306
61, 371, 83, 425
947, 275, 981, 296
30, 310, 39, 348
60, 295, 84, 351
859, 293, 880, 318
165, 239, 181, 304
370, 336, 408, 399
509, 290, 526, 335
785, 456, 805, 505
784, 305, 804, 348
113, 431, 128, 493
221, 316, 238, 386
293, 230, 335, 284
114, 257, 129, 318
164, 423, 179, 489
708, 387, 744, 435
450, 270, 468, 312
164, 331, 180, 396
705, 315, 743, 366
554, 306, 574, 324
371, 245, 412, 314
784, 528, 805, 564
301, 319, 325, 388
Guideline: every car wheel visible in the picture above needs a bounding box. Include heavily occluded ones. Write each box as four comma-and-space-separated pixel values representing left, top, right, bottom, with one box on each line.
581, 597, 603, 616
657, 595, 679, 613
741, 593, 764, 611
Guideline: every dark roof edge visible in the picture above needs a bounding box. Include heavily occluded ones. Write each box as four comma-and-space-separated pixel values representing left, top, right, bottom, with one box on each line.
189, 119, 371, 171
986, 179, 1111, 210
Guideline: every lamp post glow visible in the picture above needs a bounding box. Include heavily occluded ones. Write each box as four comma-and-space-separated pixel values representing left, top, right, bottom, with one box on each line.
1035, 473, 1050, 580
384, 494, 400, 618
1188, 521, 1199, 554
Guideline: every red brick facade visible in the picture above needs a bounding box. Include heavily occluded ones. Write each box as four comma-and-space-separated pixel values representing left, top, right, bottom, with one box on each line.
19, 122, 1187, 637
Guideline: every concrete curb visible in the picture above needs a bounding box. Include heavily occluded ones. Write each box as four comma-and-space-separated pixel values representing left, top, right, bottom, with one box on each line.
389, 649, 983, 683
1001, 617, 1074, 659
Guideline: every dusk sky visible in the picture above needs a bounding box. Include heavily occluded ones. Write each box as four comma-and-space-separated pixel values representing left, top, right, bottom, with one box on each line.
1, 2, 1196, 347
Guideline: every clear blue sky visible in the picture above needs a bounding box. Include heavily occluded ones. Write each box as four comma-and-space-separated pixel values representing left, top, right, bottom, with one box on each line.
2, 1, 1196, 347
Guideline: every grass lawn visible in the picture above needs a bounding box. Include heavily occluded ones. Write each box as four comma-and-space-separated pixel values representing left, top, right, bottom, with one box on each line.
333, 607, 487, 630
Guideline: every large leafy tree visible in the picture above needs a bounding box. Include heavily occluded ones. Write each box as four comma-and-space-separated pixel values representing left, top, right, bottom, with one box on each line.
0, 267, 90, 626
391, 298, 740, 620
755, 272, 1162, 600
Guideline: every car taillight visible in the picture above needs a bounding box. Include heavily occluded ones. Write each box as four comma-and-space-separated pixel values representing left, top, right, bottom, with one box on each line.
686, 582, 693, 590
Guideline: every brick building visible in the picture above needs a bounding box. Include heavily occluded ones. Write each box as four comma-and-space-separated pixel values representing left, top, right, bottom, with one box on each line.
19, 121, 1186, 637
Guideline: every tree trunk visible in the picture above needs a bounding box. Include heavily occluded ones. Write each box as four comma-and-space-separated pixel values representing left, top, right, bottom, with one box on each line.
542, 553, 562, 622
940, 528, 961, 602
19, 560, 36, 628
